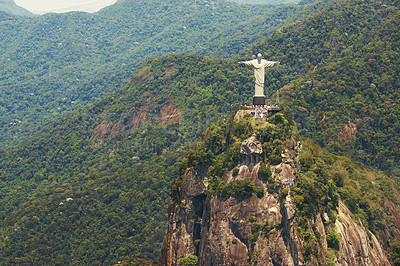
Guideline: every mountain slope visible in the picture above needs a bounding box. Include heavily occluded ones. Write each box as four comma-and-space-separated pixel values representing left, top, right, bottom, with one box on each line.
0, 0, 33, 16
242, 0, 400, 174
1, 51, 399, 264
0, 0, 399, 263
0, 53, 258, 264
160, 108, 396, 265
0, 0, 336, 148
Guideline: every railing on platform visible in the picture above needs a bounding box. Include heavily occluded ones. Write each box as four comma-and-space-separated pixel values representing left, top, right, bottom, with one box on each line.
239, 104, 283, 120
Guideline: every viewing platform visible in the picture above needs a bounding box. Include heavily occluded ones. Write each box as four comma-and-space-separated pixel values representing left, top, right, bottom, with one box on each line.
240, 104, 283, 119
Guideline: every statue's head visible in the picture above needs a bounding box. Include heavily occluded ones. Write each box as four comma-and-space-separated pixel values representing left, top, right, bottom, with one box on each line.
257, 53, 262, 62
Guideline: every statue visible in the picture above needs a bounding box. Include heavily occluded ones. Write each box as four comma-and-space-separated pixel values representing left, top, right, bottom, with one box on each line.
239, 53, 280, 105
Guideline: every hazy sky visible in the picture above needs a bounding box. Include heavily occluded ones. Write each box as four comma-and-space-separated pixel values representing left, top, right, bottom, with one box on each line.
14, 0, 118, 14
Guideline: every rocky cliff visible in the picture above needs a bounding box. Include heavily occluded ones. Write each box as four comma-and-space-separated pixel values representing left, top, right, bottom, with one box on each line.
159, 109, 391, 265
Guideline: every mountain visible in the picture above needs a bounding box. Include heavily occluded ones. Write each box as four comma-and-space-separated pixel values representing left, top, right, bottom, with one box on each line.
0, 0, 34, 16
242, 0, 400, 175
0, 0, 336, 149
0, 51, 399, 264
159, 108, 395, 265
0, 0, 399, 263
0, 53, 258, 264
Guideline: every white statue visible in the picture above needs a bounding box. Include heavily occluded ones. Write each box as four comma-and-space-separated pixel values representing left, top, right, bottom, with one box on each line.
239, 54, 280, 102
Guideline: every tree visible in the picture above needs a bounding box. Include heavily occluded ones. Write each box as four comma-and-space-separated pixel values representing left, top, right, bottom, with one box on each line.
178, 255, 198, 266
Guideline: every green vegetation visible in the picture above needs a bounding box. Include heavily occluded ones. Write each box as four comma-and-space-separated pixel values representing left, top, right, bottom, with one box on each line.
0, 0, 400, 263
232, 166, 240, 176
0, 54, 256, 264
250, 221, 276, 244
258, 161, 272, 181
326, 230, 341, 250
0, 0, 336, 148
389, 239, 400, 266
178, 255, 198, 266
247, 0, 400, 174
219, 180, 264, 199
292, 138, 400, 262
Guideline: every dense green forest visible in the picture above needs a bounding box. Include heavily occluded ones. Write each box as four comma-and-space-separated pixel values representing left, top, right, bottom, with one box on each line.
0, 54, 261, 264
293, 137, 400, 262
0, 0, 336, 148
1, 50, 398, 262
0, 0, 399, 263
244, 0, 400, 174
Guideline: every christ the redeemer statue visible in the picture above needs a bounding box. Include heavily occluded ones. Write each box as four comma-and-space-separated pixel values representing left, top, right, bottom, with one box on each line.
239, 53, 280, 105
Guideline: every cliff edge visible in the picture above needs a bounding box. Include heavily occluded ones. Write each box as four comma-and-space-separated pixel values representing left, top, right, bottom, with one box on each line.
159, 109, 390, 265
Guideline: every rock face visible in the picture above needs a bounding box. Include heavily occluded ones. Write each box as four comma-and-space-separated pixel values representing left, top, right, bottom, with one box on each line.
159, 164, 208, 266
240, 134, 262, 172
335, 202, 390, 265
159, 111, 390, 266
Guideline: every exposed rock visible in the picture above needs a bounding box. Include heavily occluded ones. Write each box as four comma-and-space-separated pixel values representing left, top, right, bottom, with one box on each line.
181, 167, 208, 199
159, 113, 390, 266
159, 166, 208, 266
160, 132, 305, 265
240, 134, 262, 172
335, 202, 390, 265
241, 134, 262, 155
90, 123, 113, 147
158, 102, 183, 126
338, 120, 357, 142
129, 110, 147, 130
234, 109, 253, 121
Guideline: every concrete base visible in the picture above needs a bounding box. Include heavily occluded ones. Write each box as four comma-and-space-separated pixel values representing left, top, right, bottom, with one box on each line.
253, 95, 265, 105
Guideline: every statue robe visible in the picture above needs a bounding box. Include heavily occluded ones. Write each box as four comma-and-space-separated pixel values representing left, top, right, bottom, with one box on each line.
242, 59, 278, 96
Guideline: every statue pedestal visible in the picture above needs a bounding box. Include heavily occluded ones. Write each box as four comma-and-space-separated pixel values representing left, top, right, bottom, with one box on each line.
253, 95, 265, 106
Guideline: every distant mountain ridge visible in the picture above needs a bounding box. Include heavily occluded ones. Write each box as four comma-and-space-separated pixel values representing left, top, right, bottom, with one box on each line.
0, 0, 34, 16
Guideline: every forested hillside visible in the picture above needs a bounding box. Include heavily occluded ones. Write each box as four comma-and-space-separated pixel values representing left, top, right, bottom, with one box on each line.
245, 0, 400, 174
162, 108, 400, 265
1, 50, 399, 263
0, 0, 399, 263
0, 0, 335, 148
0, 54, 259, 264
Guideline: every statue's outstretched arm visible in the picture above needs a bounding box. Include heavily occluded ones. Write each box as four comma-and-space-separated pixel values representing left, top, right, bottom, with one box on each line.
238, 60, 253, 67
264, 61, 280, 68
